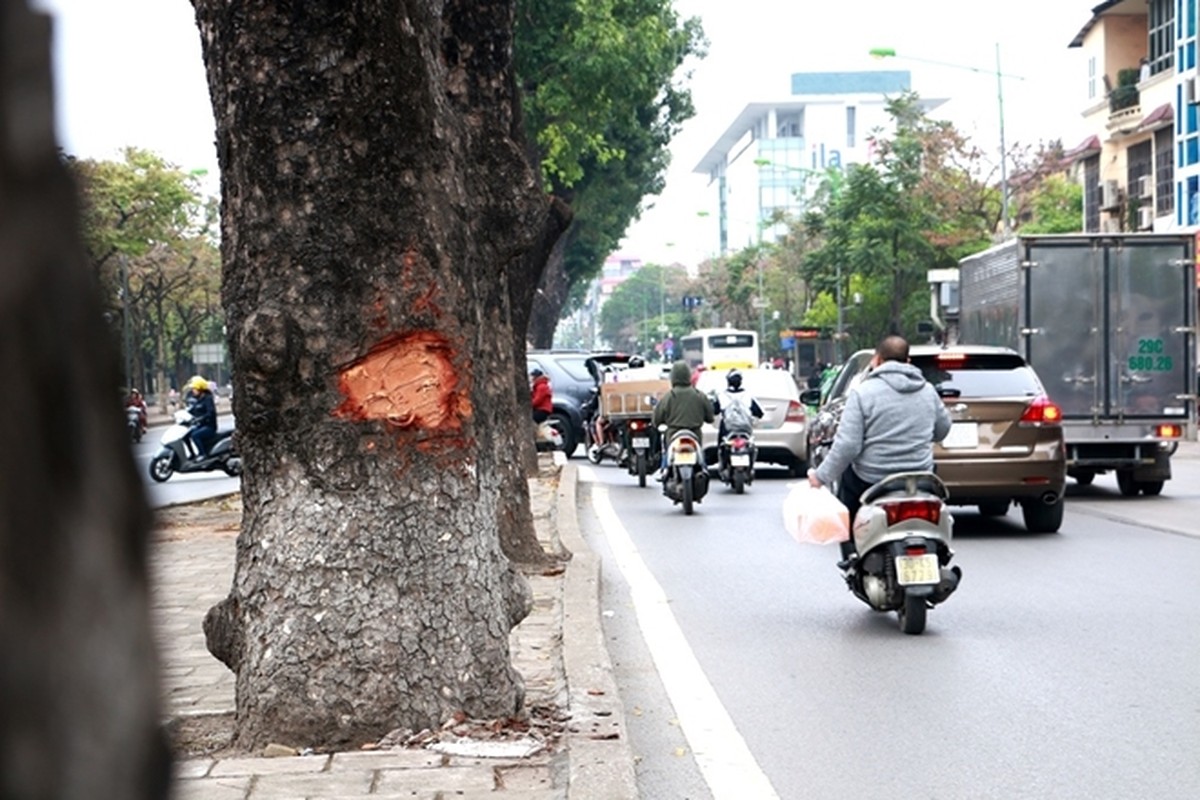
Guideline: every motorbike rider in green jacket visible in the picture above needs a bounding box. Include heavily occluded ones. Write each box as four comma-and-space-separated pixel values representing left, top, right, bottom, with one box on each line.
652, 360, 714, 476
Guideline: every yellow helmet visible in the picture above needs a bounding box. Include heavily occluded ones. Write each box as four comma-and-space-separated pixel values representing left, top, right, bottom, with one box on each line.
188, 375, 209, 393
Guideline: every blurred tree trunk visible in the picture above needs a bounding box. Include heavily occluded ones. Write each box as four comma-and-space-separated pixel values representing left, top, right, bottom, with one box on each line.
0, 2, 169, 796
194, 0, 555, 749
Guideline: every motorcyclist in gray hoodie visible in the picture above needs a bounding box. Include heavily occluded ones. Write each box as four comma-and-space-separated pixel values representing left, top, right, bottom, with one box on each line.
808, 335, 952, 559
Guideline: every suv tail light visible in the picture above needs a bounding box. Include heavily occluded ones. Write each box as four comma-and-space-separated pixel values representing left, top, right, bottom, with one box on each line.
1019, 395, 1062, 427
785, 400, 806, 424
884, 500, 941, 527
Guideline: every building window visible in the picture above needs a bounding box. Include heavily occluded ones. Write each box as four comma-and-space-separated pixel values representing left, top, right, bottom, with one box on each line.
846, 106, 856, 148
1148, 0, 1174, 75
1154, 127, 1174, 215
776, 112, 802, 138
1084, 156, 1100, 232
1088, 56, 1096, 101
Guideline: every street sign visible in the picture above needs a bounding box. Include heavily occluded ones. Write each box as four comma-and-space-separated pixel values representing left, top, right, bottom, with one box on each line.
193, 343, 226, 364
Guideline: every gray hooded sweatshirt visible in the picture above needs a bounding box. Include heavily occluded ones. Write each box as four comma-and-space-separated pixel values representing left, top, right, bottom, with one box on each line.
813, 361, 952, 486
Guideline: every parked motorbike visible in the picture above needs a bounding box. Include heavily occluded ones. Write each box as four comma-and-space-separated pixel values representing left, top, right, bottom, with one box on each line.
126, 405, 147, 443
842, 471, 962, 635
623, 416, 659, 487
716, 429, 755, 494
148, 409, 241, 483
659, 427, 709, 515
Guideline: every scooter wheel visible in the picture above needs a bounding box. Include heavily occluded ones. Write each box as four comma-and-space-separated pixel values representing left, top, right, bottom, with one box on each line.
148, 454, 175, 483
899, 592, 927, 635
222, 457, 243, 477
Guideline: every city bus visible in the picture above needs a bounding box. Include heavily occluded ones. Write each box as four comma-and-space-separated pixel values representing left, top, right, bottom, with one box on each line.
679, 328, 759, 370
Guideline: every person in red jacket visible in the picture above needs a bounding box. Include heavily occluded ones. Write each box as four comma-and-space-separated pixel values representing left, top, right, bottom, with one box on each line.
530, 367, 553, 423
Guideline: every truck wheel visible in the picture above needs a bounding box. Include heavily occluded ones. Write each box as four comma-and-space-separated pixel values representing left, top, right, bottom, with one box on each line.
1021, 497, 1064, 533
1138, 480, 1164, 496
1115, 469, 1139, 497
1071, 470, 1095, 486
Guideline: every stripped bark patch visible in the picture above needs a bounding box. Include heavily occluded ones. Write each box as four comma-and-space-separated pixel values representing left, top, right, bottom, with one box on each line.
334, 332, 469, 430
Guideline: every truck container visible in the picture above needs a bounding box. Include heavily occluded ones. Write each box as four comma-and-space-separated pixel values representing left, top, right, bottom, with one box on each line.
957, 234, 1197, 496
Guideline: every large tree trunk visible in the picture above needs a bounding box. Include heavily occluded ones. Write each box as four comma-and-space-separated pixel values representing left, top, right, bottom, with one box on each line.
194, 0, 547, 749
527, 230, 573, 348
0, 2, 169, 796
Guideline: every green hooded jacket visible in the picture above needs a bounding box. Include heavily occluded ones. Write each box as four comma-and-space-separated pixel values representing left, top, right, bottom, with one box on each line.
652, 361, 714, 443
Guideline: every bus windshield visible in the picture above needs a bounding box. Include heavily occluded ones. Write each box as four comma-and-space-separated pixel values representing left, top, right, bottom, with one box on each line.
680, 328, 759, 370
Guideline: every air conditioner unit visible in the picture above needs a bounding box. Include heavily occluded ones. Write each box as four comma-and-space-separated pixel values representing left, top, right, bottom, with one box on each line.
1187, 76, 1199, 106
1101, 179, 1121, 209
1138, 205, 1155, 230
1136, 175, 1153, 199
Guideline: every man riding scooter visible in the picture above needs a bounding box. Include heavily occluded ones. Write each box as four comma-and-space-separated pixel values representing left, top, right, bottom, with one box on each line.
807, 335, 952, 565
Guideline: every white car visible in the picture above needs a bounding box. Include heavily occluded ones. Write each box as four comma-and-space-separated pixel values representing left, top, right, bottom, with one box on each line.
695, 368, 808, 475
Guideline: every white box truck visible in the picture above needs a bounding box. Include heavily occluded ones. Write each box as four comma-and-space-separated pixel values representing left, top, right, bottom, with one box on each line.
958, 234, 1197, 496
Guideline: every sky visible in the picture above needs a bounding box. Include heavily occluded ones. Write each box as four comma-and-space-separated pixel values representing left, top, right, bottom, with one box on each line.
36, 0, 1098, 267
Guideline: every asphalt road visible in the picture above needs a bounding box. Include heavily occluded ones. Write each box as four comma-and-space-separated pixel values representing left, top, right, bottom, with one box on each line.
580, 457, 1200, 799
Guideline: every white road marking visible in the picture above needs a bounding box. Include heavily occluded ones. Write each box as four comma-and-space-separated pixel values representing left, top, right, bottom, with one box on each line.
584, 468, 780, 800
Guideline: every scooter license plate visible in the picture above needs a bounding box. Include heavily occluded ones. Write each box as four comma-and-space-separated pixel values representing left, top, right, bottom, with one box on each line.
896, 554, 940, 586
730, 454, 751, 467
632, 437, 650, 448
674, 452, 697, 465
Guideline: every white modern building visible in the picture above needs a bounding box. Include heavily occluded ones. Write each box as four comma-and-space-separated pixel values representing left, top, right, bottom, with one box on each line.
694, 70, 945, 255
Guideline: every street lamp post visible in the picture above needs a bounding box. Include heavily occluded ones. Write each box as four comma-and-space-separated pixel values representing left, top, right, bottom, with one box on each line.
869, 45, 1022, 237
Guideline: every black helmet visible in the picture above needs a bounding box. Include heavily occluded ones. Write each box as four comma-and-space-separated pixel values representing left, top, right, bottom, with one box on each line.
628, 355, 645, 368
529, 367, 544, 378
726, 369, 743, 390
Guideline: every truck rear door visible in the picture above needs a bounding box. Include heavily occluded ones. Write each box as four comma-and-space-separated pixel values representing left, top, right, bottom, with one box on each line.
1108, 238, 1194, 420
1023, 239, 1103, 419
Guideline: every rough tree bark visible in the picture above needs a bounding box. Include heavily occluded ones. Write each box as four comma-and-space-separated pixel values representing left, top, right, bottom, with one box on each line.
194, 0, 549, 748
527, 231, 573, 349
0, 2, 169, 796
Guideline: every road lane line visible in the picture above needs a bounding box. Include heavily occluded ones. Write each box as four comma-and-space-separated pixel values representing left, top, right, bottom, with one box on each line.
588, 476, 780, 800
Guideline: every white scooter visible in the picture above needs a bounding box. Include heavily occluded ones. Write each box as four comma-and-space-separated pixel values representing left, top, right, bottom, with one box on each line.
842, 472, 961, 635
148, 409, 241, 483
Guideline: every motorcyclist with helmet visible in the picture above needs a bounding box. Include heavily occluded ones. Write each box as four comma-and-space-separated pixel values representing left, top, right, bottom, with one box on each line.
711, 369, 763, 440
651, 360, 714, 478
184, 375, 218, 459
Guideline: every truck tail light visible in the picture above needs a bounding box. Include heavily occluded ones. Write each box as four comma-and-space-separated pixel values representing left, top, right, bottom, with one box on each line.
1156, 423, 1182, 439
1019, 395, 1062, 426
785, 401, 806, 424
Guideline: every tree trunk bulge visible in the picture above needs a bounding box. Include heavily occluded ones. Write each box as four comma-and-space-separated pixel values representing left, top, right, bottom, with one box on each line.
194, 1, 550, 748
0, 2, 169, 796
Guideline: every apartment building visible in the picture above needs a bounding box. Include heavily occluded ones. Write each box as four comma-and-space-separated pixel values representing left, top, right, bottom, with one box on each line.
693, 71, 944, 255
1069, 0, 1194, 231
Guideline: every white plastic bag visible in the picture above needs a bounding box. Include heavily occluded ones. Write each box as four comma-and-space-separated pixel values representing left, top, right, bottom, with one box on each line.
781, 483, 850, 545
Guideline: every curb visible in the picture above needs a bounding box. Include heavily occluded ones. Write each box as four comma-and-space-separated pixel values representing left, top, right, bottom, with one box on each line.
557, 462, 639, 800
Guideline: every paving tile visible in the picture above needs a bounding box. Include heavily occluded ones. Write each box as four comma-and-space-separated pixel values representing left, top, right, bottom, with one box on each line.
209, 753, 332, 777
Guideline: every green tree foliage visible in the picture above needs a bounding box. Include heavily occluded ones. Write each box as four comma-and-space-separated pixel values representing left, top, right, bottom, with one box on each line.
1019, 173, 1083, 234
795, 93, 994, 350
67, 148, 222, 398
515, 0, 705, 342
597, 263, 687, 355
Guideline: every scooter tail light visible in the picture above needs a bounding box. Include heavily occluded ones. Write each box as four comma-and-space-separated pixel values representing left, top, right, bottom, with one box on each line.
904, 545, 927, 556
628, 419, 646, 432
785, 400, 806, 424
884, 500, 941, 527
1019, 395, 1062, 426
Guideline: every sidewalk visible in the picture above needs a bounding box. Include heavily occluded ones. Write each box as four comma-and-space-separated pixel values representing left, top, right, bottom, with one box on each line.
152, 457, 636, 799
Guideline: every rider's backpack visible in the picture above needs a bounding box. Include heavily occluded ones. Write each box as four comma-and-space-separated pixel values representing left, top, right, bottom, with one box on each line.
721, 393, 754, 433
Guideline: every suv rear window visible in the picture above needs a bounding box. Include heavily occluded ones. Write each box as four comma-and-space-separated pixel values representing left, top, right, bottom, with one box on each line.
911, 353, 1041, 397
